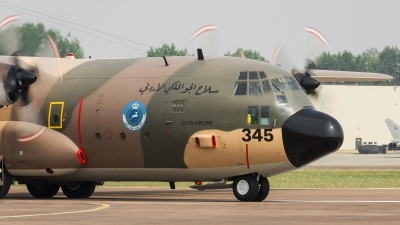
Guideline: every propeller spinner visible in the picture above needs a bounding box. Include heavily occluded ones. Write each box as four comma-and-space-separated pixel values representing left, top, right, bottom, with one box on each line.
4, 61, 37, 104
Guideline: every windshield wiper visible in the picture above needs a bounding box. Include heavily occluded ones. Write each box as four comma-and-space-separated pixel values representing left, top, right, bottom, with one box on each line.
272, 83, 284, 94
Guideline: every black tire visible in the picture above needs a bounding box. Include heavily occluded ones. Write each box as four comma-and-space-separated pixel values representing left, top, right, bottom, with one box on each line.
61, 182, 96, 198
233, 175, 259, 202
0, 165, 12, 199
253, 176, 270, 202
26, 184, 60, 198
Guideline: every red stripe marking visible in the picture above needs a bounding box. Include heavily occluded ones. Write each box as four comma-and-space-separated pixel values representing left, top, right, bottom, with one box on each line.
0, 15, 19, 30
305, 26, 330, 47
78, 98, 91, 168
191, 24, 217, 39
246, 144, 250, 169
46, 35, 61, 58
46, 35, 63, 82
18, 126, 45, 139
192, 28, 216, 39
272, 43, 283, 65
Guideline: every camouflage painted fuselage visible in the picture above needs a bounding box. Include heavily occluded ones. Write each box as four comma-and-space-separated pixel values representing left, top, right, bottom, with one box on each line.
0, 56, 343, 182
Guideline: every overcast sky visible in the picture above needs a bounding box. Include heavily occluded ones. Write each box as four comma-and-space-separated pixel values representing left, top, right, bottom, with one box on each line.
1, 0, 399, 65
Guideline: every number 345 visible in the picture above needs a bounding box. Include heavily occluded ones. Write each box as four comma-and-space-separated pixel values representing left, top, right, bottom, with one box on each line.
242, 128, 274, 142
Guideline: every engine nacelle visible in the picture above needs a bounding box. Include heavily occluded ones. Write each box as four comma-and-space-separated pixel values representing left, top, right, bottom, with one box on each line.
0, 83, 18, 106
0, 121, 84, 176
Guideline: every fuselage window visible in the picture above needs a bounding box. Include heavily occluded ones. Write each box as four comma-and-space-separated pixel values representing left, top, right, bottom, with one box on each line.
249, 71, 259, 80
249, 82, 261, 95
271, 78, 290, 92
238, 72, 248, 80
262, 80, 272, 94
234, 82, 247, 95
261, 106, 270, 125
247, 106, 259, 125
286, 77, 302, 90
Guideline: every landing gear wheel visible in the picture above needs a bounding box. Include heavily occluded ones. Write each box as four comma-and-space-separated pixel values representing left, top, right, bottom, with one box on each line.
253, 176, 270, 202
61, 182, 96, 198
26, 184, 60, 198
233, 175, 259, 202
0, 161, 12, 199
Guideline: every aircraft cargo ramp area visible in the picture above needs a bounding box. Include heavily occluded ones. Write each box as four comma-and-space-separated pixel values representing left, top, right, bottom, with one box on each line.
313, 85, 400, 150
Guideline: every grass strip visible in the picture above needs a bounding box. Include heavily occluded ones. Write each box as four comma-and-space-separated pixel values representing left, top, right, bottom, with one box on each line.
100, 169, 400, 189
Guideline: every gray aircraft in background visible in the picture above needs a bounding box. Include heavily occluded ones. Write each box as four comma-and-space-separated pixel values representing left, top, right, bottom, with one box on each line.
385, 118, 400, 150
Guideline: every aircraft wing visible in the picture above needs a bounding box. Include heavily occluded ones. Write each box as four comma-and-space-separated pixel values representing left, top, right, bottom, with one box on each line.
309, 69, 393, 82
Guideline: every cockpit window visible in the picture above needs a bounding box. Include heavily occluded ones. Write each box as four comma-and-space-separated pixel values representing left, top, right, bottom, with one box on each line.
249, 71, 258, 80
276, 95, 288, 104
238, 72, 247, 80
286, 77, 302, 90
276, 95, 290, 114
261, 106, 270, 125
259, 71, 267, 79
271, 78, 290, 92
234, 82, 247, 95
249, 82, 261, 95
279, 105, 290, 114
262, 80, 272, 94
247, 106, 259, 125
234, 71, 272, 95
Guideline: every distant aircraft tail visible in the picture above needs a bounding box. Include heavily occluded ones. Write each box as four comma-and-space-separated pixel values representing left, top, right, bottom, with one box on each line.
385, 118, 400, 140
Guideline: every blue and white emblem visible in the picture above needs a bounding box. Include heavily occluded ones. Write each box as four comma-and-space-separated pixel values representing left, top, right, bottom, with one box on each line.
122, 100, 147, 132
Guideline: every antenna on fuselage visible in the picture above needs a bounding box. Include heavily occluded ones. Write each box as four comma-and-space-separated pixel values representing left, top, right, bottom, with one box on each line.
162, 56, 169, 66
197, 49, 204, 60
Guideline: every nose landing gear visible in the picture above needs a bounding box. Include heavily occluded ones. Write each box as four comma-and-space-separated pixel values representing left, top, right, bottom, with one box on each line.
232, 174, 270, 202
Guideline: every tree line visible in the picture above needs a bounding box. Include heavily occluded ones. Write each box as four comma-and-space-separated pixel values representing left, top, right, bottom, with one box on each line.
1, 22, 398, 85
0, 22, 84, 58
148, 43, 400, 85
310, 46, 400, 85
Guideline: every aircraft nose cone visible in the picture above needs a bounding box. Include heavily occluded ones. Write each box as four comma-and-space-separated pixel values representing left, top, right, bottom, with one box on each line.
282, 108, 344, 168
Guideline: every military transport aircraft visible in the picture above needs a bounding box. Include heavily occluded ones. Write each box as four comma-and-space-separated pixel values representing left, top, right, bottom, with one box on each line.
0, 16, 390, 202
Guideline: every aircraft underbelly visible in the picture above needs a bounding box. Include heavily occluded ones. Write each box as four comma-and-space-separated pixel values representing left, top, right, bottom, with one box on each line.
10, 161, 294, 181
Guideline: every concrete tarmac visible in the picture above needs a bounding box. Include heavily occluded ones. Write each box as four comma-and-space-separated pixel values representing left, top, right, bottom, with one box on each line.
1, 187, 400, 224
306, 151, 400, 169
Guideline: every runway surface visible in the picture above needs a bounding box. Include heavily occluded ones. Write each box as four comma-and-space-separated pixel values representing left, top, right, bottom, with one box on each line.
306, 151, 400, 169
2, 152, 400, 224
1, 187, 400, 224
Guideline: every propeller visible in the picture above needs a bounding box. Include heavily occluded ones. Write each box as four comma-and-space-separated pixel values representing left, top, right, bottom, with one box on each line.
191, 24, 218, 56
272, 26, 330, 93
0, 15, 37, 105
0, 15, 62, 127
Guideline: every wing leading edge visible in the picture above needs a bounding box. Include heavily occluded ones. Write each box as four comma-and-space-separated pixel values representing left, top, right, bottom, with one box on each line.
310, 69, 393, 82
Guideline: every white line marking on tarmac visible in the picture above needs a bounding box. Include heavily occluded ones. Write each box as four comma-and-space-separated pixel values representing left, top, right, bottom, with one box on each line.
0, 203, 110, 219
269, 200, 400, 203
